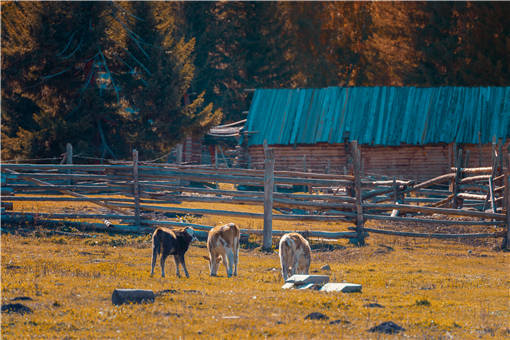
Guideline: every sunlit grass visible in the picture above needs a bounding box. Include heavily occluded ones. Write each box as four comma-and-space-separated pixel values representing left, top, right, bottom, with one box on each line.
2, 197, 509, 338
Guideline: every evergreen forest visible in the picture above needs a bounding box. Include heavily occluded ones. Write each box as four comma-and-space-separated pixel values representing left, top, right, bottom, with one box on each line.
2, 1, 509, 160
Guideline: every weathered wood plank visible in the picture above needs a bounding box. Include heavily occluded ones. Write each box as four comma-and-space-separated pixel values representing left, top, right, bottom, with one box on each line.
407, 173, 456, 191
450, 167, 492, 174
362, 203, 505, 220
3, 169, 130, 215
139, 184, 356, 203
360, 227, 505, 239
363, 213, 505, 226
141, 193, 356, 211
460, 175, 491, 184
3, 211, 135, 220
1, 196, 135, 203
112, 203, 356, 221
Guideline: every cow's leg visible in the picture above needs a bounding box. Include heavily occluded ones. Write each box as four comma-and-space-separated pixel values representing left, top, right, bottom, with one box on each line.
233, 237, 239, 276
212, 257, 221, 276
280, 258, 288, 281
173, 255, 181, 278
179, 254, 189, 278
150, 246, 159, 277
302, 256, 310, 275
225, 247, 234, 278
291, 255, 300, 277
279, 246, 288, 281
160, 254, 167, 278
209, 251, 218, 276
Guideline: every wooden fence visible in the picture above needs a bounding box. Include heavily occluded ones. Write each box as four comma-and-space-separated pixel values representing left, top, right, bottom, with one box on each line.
1, 141, 509, 249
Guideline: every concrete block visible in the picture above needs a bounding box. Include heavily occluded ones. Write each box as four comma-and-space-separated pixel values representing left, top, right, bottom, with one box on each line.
112, 289, 155, 305
319, 283, 362, 293
285, 275, 329, 285
282, 282, 295, 289
296, 283, 318, 290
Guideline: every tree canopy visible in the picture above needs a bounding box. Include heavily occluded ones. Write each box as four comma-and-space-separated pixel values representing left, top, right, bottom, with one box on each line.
2, 1, 508, 161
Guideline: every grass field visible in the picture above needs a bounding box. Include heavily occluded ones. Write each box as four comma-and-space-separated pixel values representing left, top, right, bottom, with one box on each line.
2, 198, 509, 339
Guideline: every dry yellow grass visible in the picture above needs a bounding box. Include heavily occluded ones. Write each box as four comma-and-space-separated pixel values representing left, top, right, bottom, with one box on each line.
2, 197, 510, 339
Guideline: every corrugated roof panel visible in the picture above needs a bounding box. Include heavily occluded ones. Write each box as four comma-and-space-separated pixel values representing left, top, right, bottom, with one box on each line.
244, 86, 510, 146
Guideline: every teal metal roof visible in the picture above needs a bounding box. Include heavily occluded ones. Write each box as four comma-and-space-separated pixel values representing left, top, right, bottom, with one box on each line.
244, 87, 510, 146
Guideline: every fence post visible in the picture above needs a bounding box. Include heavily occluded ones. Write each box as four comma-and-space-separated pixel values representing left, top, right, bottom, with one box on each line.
483, 144, 500, 211
66, 143, 73, 185
391, 177, 400, 217
504, 153, 510, 250
452, 149, 463, 209
176, 143, 183, 165
488, 176, 496, 213
263, 140, 274, 251
351, 140, 365, 246
214, 145, 218, 168
133, 149, 141, 226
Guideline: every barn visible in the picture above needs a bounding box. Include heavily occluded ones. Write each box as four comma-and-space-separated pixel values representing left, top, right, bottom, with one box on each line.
242, 86, 510, 180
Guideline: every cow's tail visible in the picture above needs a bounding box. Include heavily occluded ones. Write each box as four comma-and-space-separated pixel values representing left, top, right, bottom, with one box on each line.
152, 229, 162, 256
151, 229, 163, 276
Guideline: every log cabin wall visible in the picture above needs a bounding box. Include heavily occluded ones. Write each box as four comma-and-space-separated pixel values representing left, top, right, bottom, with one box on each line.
248, 141, 509, 180
248, 143, 348, 174
182, 135, 204, 164
462, 140, 509, 168
360, 144, 450, 180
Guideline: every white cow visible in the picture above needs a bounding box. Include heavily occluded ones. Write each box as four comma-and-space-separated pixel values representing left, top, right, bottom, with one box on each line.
278, 233, 311, 281
205, 223, 240, 277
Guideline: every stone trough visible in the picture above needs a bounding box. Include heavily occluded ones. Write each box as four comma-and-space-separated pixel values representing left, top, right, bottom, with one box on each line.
282, 275, 362, 293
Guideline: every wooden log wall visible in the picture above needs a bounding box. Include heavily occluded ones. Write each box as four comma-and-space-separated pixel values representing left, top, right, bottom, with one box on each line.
463, 141, 509, 168
361, 144, 450, 180
249, 143, 348, 174
182, 135, 203, 164
248, 142, 509, 180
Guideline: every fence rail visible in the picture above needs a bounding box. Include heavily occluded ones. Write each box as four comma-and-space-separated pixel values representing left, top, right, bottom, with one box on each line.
1, 141, 509, 249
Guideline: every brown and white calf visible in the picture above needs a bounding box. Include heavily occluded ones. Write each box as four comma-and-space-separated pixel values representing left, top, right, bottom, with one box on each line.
278, 233, 311, 281
205, 223, 240, 277
150, 226, 197, 278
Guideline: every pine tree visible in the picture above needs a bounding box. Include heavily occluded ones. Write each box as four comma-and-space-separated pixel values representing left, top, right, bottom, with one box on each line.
2, 2, 126, 160
1, 2, 221, 161
111, 2, 222, 158
182, 2, 294, 122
